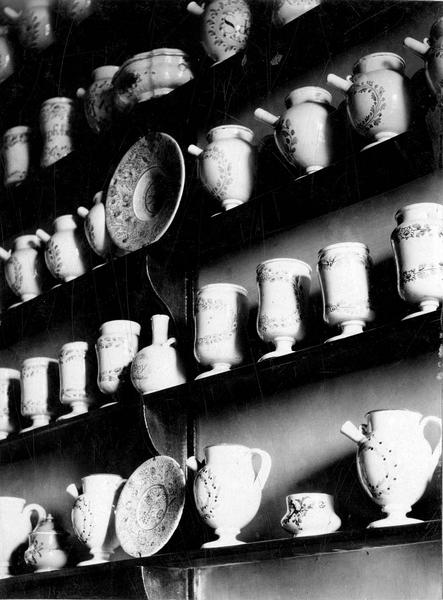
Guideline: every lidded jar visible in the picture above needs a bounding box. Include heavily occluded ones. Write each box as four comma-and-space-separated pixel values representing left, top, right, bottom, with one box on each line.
24, 514, 67, 572
0, 234, 45, 302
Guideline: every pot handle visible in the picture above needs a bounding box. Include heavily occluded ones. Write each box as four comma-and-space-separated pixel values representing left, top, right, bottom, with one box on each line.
35, 228, 51, 243
77, 206, 89, 219
419, 415, 442, 475
188, 144, 203, 157
254, 108, 279, 127
251, 448, 272, 489
165, 337, 177, 347
23, 503, 47, 532
187, 1, 205, 16
403, 36, 430, 58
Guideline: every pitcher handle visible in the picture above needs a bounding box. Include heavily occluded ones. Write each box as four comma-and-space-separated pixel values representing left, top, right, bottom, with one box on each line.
251, 448, 272, 490
419, 415, 442, 475
23, 503, 47, 532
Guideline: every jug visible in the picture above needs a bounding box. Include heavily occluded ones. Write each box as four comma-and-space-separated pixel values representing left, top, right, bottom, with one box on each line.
0, 235, 45, 302
404, 17, 443, 100
24, 514, 67, 572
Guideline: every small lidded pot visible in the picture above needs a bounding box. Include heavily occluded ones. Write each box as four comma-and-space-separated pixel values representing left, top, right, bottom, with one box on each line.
24, 514, 67, 573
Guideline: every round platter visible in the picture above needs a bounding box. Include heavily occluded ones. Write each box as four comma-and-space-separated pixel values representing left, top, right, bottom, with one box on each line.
115, 455, 185, 557
105, 132, 185, 252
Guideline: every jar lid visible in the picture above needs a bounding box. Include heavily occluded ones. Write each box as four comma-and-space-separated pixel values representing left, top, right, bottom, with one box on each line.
35, 514, 58, 533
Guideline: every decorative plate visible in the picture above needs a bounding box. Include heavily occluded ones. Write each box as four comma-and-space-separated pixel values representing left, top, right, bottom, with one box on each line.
115, 455, 185, 557
105, 132, 185, 252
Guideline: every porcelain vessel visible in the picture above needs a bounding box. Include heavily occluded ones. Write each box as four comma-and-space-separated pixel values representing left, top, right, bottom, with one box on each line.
24, 514, 67, 573
77, 192, 112, 258
187, 444, 271, 547
58, 0, 93, 23
187, 0, 251, 63
4, 0, 54, 51
327, 53, 412, 148
131, 314, 186, 395
0, 235, 45, 302
272, 0, 321, 27
21, 357, 59, 431
67, 474, 125, 565
0, 26, 14, 84
341, 409, 442, 527
36, 215, 89, 283
96, 320, 140, 395
404, 17, 443, 100
254, 86, 338, 174
188, 125, 256, 211
39, 97, 76, 168
2, 125, 31, 187
113, 49, 193, 113
391, 202, 443, 318
256, 258, 311, 360
317, 242, 375, 341
0, 496, 46, 578
59, 341, 93, 419
281, 493, 341, 536
77, 66, 118, 134
0, 368, 20, 440
194, 283, 249, 378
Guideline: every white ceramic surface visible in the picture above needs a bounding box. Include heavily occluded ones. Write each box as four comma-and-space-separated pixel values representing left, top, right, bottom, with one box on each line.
77, 66, 118, 134
0, 368, 20, 440
0, 235, 45, 302
0, 26, 14, 84
39, 97, 75, 167
24, 514, 67, 573
58, 0, 93, 22
187, 444, 271, 548
77, 192, 112, 258
2, 125, 31, 187
404, 17, 443, 100
281, 493, 341, 536
96, 320, 140, 395
272, 0, 321, 27
59, 341, 93, 419
4, 0, 54, 51
20, 357, 59, 431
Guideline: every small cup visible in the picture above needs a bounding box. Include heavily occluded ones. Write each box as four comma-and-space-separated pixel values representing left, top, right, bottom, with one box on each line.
281, 493, 341, 537
21, 357, 59, 431
0, 368, 21, 439
2, 125, 31, 187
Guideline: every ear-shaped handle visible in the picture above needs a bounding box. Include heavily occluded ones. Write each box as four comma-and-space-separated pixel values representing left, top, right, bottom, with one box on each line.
23, 503, 46, 532
251, 448, 272, 490
419, 415, 442, 475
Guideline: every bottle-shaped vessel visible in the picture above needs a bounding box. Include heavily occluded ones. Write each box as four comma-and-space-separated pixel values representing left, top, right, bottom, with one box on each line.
24, 514, 67, 573
77, 66, 118, 134
187, 444, 271, 547
0, 235, 45, 302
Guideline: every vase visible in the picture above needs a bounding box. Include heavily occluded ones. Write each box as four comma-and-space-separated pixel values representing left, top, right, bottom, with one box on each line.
36, 214, 89, 283
77, 192, 112, 259
272, 0, 321, 27
256, 258, 311, 360
24, 514, 67, 573
96, 320, 140, 396
2, 125, 30, 187
317, 242, 375, 341
131, 314, 186, 395
58, 341, 94, 419
404, 16, 443, 101
391, 202, 443, 318
39, 97, 76, 168
187, 444, 271, 547
255, 86, 339, 174
187, 0, 251, 64
0, 235, 45, 302
20, 357, 59, 431
77, 66, 118, 134
0, 497, 46, 578
341, 409, 442, 527
281, 493, 341, 536
0, 26, 14, 84
188, 125, 256, 211
0, 368, 20, 440
194, 283, 249, 378
327, 52, 412, 149
67, 474, 125, 565
4, 0, 54, 51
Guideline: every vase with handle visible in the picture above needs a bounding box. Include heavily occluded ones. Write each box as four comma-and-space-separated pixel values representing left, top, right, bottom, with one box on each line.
0, 235, 46, 302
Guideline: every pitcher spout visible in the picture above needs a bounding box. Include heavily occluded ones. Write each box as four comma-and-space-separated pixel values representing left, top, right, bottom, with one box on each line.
340, 421, 367, 444
66, 483, 79, 499
327, 73, 352, 93
186, 456, 201, 472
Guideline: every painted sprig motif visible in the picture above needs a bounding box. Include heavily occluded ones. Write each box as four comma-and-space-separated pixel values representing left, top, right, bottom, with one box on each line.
206, 0, 251, 56
349, 80, 387, 133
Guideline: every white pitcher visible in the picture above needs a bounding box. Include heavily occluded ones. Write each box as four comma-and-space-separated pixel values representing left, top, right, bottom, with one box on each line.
341, 409, 442, 528
0, 496, 46, 578
187, 444, 271, 548
0, 235, 45, 302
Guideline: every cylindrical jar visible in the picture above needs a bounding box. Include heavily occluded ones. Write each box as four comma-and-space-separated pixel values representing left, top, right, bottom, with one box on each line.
0, 368, 20, 439
2, 125, 31, 187
59, 341, 93, 418
40, 97, 76, 168
21, 357, 59, 430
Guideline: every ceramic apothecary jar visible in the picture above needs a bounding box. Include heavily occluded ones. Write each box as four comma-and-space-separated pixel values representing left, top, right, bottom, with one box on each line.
317, 242, 375, 341
67, 474, 125, 565
0, 235, 45, 302
59, 341, 94, 419
188, 125, 256, 211
96, 320, 140, 396
404, 16, 443, 100
255, 87, 339, 174
390, 202, 443, 318
58, 0, 94, 23
4, 0, 54, 51
36, 215, 89, 283
0, 368, 20, 440
281, 493, 341, 537
0, 26, 14, 84
77, 192, 112, 259
187, 444, 271, 547
194, 283, 249, 378
77, 66, 118, 134
24, 514, 67, 573
131, 314, 186, 395
2, 125, 31, 187
0, 497, 46, 578
21, 357, 59, 431
39, 97, 76, 168
187, 0, 251, 63
341, 409, 442, 528
272, 0, 321, 27
328, 53, 412, 149
256, 258, 311, 360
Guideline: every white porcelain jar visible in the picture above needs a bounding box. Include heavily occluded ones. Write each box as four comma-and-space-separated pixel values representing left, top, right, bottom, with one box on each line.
281, 493, 341, 536
21, 357, 59, 431
0, 234, 45, 302
39, 97, 76, 167
59, 341, 94, 419
96, 320, 140, 395
77, 66, 118, 134
0, 368, 20, 440
2, 125, 31, 187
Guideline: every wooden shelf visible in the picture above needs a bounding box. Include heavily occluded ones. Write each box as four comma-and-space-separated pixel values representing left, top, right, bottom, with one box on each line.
0, 521, 439, 599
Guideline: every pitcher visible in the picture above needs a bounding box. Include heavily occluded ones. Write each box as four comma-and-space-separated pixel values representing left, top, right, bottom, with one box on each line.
0, 496, 46, 578
341, 409, 442, 528
187, 443, 271, 547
